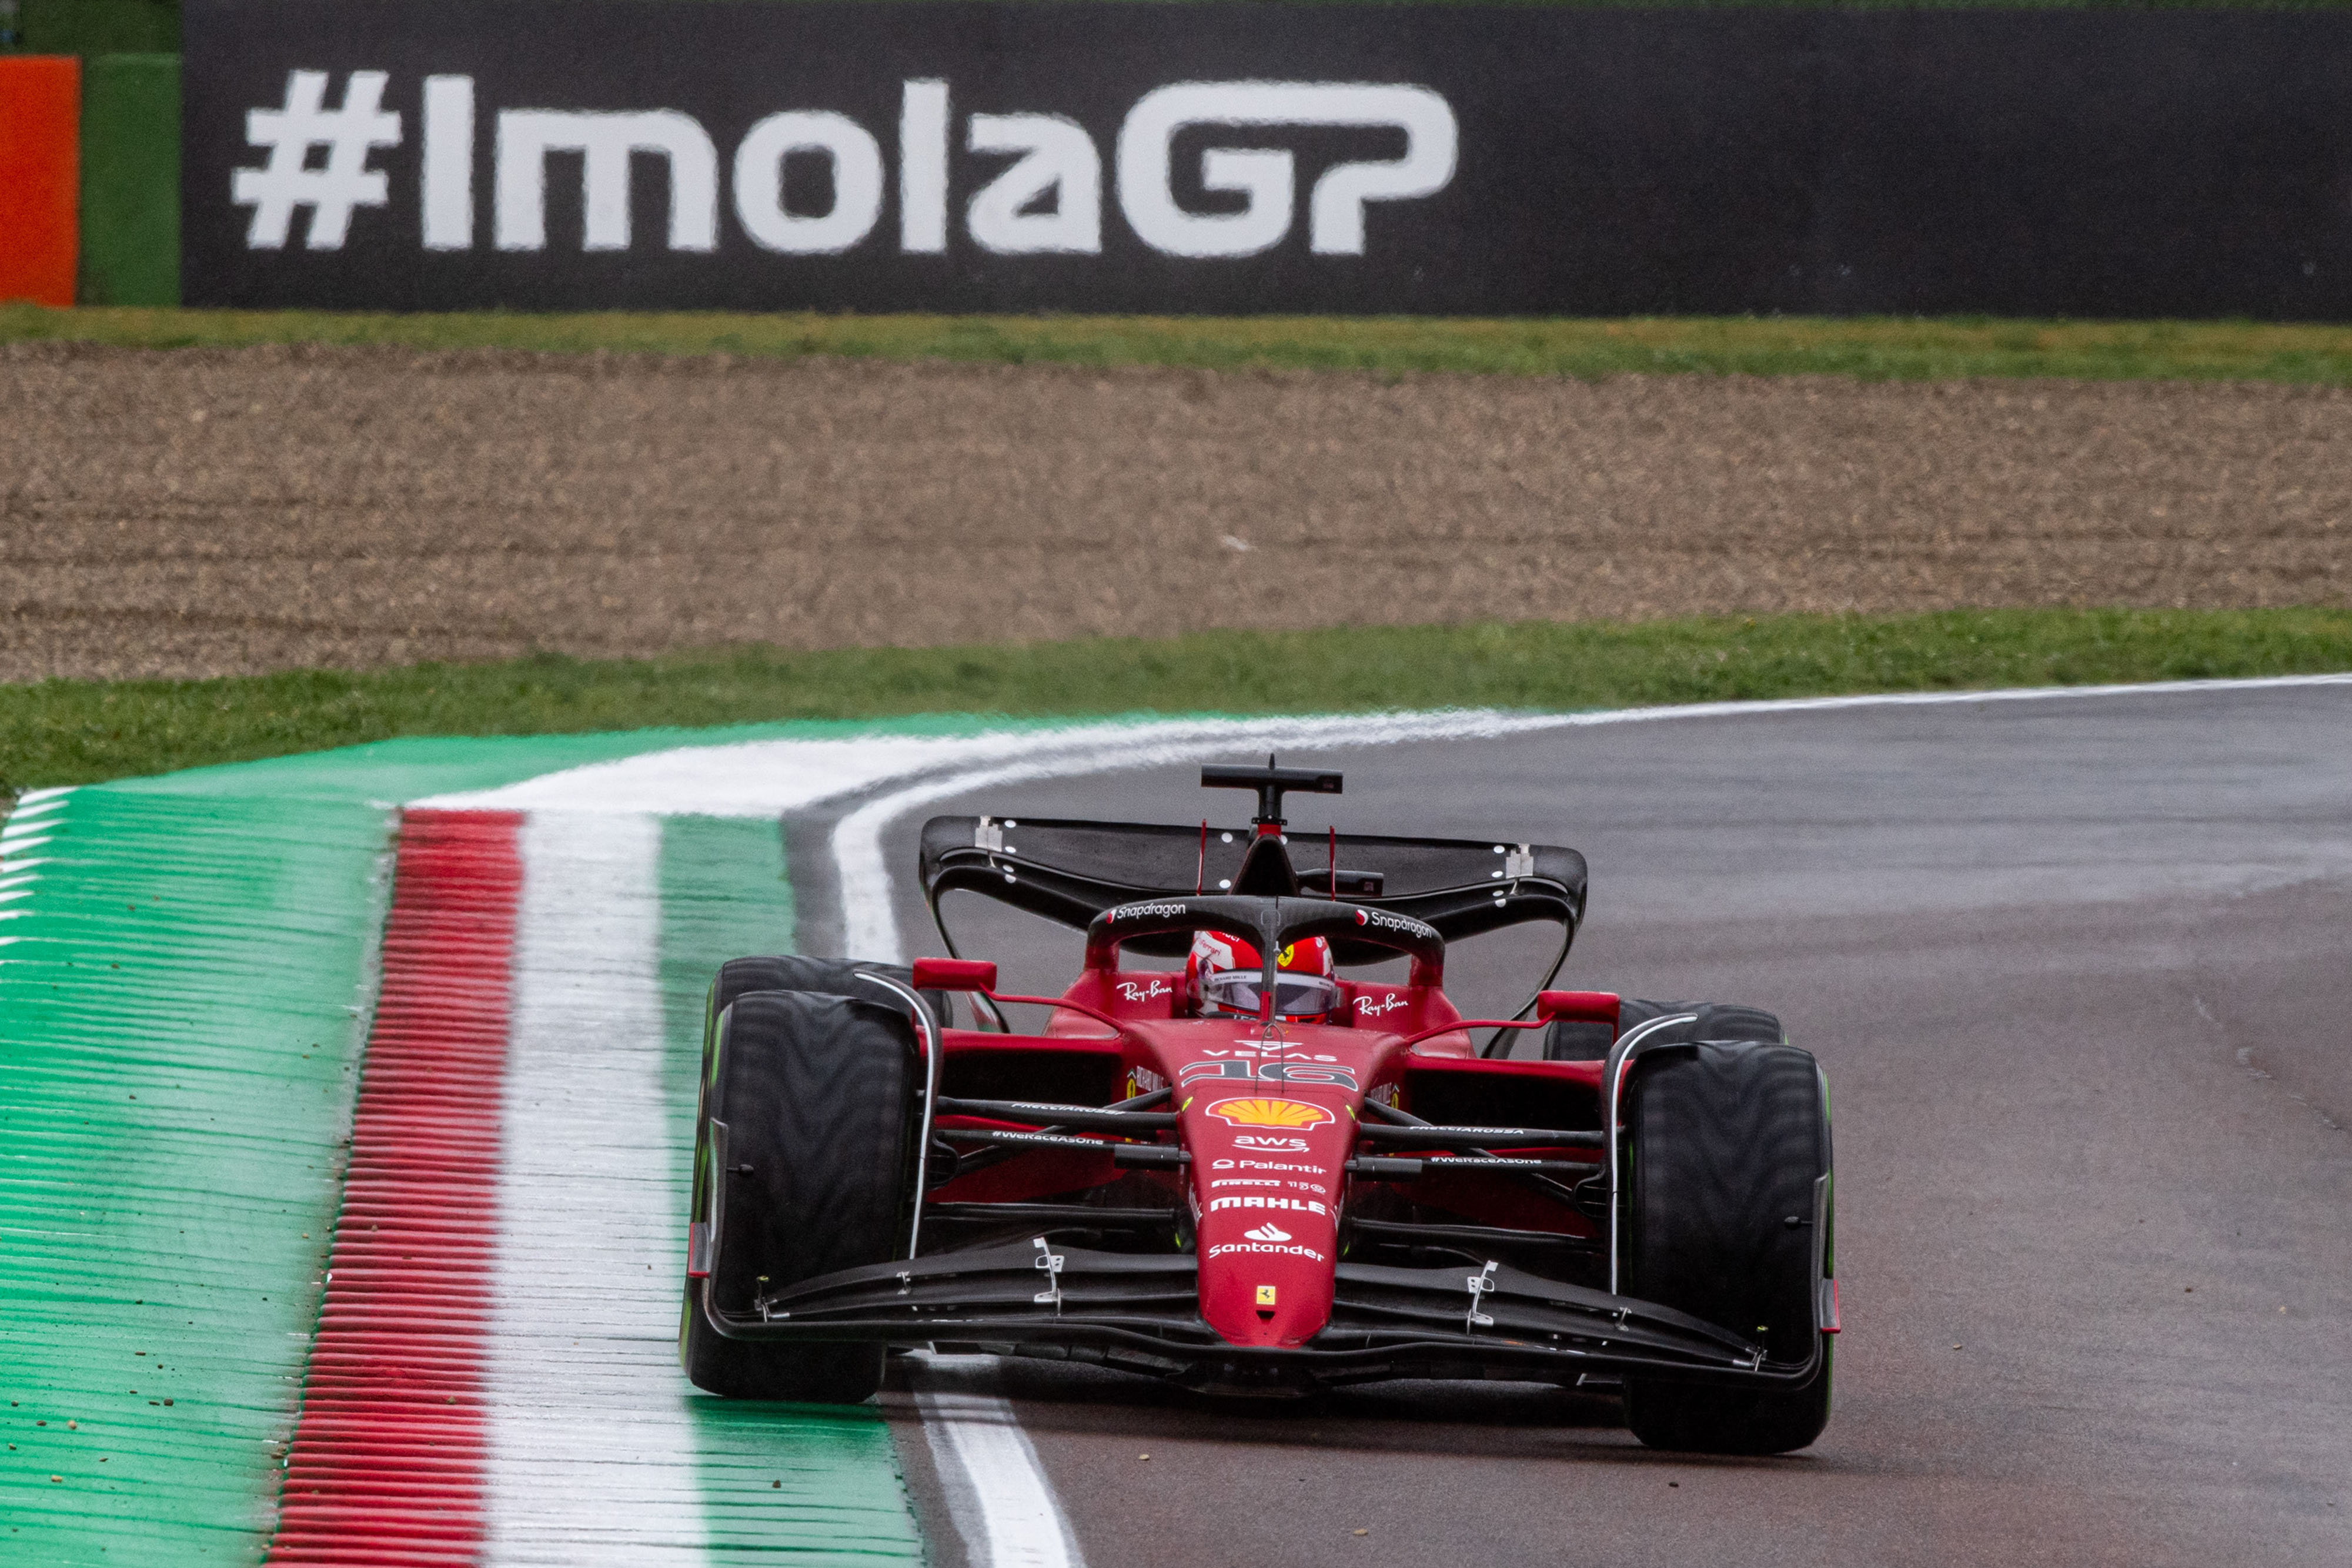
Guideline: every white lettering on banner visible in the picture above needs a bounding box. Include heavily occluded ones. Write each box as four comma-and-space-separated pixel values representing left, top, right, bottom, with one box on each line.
1208, 1242, 1327, 1262
236, 73, 1459, 262
900, 79, 950, 253
421, 75, 473, 250
235, 70, 401, 250
1116, 81, 1456, 258
496, 109, 717, 252
734, 111, 884, 253
967, 113, 1101, 254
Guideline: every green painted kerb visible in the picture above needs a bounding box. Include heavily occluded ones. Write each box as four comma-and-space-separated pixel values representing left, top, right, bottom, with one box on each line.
0, 788, 386, 1565
0, 714, 1044, 1563
657, 815, 927, 1564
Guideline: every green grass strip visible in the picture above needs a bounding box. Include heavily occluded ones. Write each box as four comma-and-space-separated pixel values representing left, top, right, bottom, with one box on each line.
656, 817, 928, 1563
19, 303, 2352, 382
0, 789, 386, 1563
8, 608, 2351, 791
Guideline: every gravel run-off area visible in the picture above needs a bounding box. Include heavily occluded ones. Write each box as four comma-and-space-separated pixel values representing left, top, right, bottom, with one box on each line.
3, 341, 2347, 683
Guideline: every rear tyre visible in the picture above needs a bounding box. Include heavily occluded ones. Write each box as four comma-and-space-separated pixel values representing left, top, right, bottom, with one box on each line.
1621, 1037, 1833, 1455
682, 989, 915, 1402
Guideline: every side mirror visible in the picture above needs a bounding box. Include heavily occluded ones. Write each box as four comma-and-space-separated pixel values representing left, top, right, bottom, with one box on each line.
911, 958, 997, 994
1536, 989, 1621, 1028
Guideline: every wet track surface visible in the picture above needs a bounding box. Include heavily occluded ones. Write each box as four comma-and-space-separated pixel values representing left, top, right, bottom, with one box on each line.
847, 687, 2351, 1567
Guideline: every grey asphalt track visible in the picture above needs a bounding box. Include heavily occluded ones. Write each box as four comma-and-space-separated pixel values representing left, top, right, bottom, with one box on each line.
852, 687, 2352, 1567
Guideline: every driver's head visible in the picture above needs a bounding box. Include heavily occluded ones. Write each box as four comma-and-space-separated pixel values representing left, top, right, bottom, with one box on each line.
1187, 930, 1338, 1019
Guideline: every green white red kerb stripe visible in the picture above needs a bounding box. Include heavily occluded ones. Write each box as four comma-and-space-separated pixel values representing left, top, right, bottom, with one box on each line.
11, 679, 2349, 1567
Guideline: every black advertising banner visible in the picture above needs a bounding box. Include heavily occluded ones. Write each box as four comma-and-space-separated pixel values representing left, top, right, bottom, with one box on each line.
184, 0, 2352, 317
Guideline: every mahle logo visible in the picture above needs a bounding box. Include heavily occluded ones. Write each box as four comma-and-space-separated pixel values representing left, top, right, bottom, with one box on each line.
232, 72, 1456, 259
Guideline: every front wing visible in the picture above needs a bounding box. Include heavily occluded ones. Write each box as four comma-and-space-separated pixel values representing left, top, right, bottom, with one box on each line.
694, 1239, 1829, 1390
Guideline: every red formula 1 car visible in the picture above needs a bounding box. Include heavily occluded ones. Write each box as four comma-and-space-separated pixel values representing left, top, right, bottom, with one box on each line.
681, 761, 1836, 1454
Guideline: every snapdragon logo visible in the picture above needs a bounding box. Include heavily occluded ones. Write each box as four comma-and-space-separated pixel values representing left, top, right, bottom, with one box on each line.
233, 72, 1456, 260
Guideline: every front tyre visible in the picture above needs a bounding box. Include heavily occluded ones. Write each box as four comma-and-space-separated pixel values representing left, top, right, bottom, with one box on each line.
683, 989, 915, 1402
1622, 1039, 1833, 1455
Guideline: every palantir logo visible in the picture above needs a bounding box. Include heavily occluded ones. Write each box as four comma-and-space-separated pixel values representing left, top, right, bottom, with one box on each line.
229, 71, 1457, 259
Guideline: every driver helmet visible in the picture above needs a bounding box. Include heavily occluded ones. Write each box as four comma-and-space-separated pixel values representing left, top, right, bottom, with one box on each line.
1187, 930, 1339, 1019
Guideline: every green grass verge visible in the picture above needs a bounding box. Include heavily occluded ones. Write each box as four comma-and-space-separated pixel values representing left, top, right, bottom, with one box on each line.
6, 608, 2348, 790
18, 303, 2352, 383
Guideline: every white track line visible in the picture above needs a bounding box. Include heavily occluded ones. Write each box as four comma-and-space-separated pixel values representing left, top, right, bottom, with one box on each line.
910, 1357, 1083, 1568
402, 671, 2352, 1566
489, 811, 705, 1566
826, 671, 2352, 964
419, 674, 2352, 825
830, 710, 1592, 961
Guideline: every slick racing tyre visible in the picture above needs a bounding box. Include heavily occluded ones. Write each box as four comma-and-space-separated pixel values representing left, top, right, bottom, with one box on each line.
693, 955, 944, 1156
682, 989, 916, 1403
703, 955, 948, 1061
1545, 998, 1784, 1061
1621, 1038, 1833, 1455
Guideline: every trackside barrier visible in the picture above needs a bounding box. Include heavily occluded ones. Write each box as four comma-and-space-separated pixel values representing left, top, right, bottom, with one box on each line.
0, 51, 181, 305
177, 0, 2352, 319
0, 54, 78, 305
79, 52, 180, 304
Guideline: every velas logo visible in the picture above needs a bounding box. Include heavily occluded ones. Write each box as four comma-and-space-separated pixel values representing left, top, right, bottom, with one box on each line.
1243, 1222, 1293, 1242
1206, 1097, 1333, 1131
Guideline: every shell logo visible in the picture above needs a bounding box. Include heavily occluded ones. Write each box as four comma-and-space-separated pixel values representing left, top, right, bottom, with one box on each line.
1205, 1097, 1334, 1130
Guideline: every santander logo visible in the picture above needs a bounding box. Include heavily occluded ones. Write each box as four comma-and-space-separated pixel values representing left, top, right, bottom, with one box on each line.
1243, 1222, 1293, 1243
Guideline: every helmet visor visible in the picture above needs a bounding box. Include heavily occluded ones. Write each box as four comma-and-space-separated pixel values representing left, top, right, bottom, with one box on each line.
1202, 968, 1341, 1019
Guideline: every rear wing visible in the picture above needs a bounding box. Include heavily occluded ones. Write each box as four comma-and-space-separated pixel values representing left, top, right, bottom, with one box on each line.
918, 815, 1586, 966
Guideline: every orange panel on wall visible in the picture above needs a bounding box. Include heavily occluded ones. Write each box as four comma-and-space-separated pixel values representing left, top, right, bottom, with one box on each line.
0, 55, 82, 306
